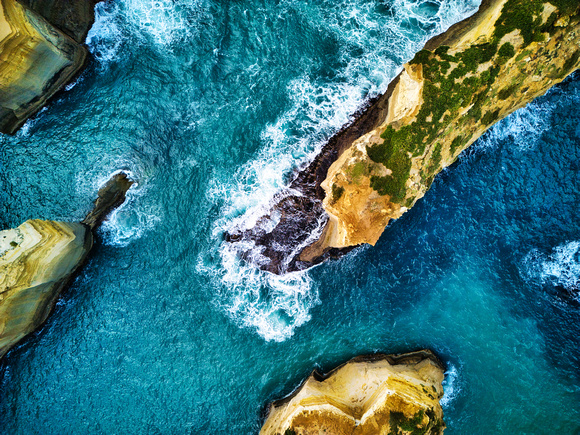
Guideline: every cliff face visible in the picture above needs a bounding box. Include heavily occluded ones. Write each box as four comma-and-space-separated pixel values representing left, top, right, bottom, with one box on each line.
16, 0, 98, 43
0, 0, 97, 135
0, 220, 91, 358
227, 0, 580, 274
0, 172, 133, 359
260, 350, 445, 435
320, 0, 580, 250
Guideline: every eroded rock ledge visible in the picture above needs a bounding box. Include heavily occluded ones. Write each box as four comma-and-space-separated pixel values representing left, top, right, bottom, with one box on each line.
260, 350, 445, 435
0, 0, 99, 135
227, 0, 580, 274
0, 172, 133, 359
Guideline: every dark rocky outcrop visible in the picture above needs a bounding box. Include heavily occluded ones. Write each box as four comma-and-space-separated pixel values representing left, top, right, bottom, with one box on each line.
17, 0, 99, 43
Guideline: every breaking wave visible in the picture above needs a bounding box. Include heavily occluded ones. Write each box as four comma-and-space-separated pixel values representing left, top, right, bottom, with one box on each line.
204, 0, 481, 340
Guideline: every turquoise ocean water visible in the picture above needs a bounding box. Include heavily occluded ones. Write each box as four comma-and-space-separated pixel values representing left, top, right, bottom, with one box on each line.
1, 0, 579, 433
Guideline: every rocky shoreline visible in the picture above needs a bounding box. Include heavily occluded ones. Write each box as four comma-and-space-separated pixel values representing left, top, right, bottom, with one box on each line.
0, 172, 133, 359
226, 0, 580, 274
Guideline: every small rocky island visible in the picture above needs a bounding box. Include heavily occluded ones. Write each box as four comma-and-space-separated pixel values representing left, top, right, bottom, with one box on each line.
227, 0, 580, 274
260, 350, 445, 435
0, 172, 133, 359
0, 0, 98, 134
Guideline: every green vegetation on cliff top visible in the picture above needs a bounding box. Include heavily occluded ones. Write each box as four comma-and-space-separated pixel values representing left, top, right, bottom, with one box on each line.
365, 0, 579, 202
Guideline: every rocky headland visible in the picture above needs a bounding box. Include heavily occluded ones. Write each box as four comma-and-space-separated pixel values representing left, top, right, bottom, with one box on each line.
0, 172, 133, 359
227, 0, 580, 274
0, 0, 99, 135
260, 350, 445, 435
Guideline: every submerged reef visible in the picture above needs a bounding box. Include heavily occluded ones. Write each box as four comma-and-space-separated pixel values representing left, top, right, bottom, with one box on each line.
0, 172, 133, 359
227, 0, 580, 274
0, 0, 99, 134
260, 350, 445, 435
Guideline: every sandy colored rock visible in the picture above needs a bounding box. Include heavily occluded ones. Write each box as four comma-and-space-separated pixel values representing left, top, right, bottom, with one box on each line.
0, 220, 92, 358
0, 0, 87, 134
226, 0, 580, 274
0, 172, 134, 359
321, 0, 580, 249
261, 350, 445, 435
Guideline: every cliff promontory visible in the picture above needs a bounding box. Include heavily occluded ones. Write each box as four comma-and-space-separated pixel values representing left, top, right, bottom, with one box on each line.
228, 0, 580, 274
0, 0, 98, 135
0, 172, 133, 359
0, 220, 91, 358
260, 350, 445, 435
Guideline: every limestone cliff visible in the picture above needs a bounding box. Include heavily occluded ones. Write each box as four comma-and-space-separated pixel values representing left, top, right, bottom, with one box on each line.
227, 0, 580, 274
0, 220, 91, 358
0, 0, 98, 135
260, 350, 445, 435
0, 172, 133, 359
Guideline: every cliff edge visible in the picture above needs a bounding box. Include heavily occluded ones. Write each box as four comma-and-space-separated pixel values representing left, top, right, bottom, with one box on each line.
0, 172, 133, 359
260, 350, 446, 435
0, 0, 98, 135
227, 0, 580, 274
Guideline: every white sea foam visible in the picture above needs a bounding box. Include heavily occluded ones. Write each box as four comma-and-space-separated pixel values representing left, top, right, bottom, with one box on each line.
205, 0, 481, 341
197, 244, 319, 342
441, 363, 461, 407
78, 165, 162, 247
119, 0, 200, 46
87, 0, 203, 66
99, 182, 161, 248
87, 2, 124, 65
522, 241, 580, 293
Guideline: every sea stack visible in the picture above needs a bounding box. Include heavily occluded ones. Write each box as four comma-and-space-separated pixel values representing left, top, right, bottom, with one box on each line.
0, 172, 133, 359
227, 0, 580, 274
260, 350, 446, 435
0, 0, 99, 135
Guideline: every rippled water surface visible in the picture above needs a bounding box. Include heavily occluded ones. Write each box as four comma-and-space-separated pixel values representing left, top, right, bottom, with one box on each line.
1, 0, 580, 433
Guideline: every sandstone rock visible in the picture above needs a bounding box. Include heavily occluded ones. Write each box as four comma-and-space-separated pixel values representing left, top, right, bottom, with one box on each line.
261, 350, 446, 435
0, 0, 91, 134
0, 220, 92, 358
228, 0, 580, 273
0, 172, 134, 359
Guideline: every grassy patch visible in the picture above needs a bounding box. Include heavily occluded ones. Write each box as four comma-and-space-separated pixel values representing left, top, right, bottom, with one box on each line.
482, 109, 500, 124
498, 83, 519, 100
494, 0, 543, 45
331, 184, 345, 204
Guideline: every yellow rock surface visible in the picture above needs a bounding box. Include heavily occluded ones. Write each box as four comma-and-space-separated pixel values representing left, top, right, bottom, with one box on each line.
261, 351, 445, 435
0, 0, 87, 134
319, 0, 580, 249
0, 220, 92, 358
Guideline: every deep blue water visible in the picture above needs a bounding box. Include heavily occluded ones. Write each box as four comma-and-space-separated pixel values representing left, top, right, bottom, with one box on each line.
1, 0, 580, 433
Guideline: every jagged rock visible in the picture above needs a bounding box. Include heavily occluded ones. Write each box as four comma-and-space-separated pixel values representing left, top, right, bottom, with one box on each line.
83, 172, 134, 231
260, 350, 445, 435
228, 0, 580, 274
0, 172, 133, 359
0, 0, 99, 135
